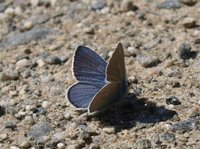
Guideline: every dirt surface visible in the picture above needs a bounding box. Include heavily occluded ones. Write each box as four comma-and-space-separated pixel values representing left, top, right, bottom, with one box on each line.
0, 0, 200, 148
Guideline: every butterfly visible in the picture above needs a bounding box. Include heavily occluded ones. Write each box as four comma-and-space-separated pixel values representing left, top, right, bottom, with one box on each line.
66, 43, 128, 114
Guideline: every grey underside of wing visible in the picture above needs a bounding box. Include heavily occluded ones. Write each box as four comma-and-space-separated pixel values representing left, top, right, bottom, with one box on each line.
73, 46, 107, 84
106, 43, 126, 83
88, 82, 123, 113
67, 82, 105, 108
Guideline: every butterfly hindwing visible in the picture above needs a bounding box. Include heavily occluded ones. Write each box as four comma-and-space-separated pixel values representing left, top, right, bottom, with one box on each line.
67, 82, 105, 109
73, 46, 107, 83
88, 82, 123, 113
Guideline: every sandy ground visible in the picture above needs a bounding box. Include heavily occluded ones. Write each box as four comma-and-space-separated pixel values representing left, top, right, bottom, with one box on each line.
0, 0, 200, 148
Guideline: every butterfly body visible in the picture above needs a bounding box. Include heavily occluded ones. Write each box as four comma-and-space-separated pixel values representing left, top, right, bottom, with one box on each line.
66, 43, 128, 114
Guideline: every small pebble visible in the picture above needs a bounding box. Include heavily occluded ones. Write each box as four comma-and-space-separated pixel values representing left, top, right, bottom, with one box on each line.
180, 0, 197, 6
158, 0, 181, 9
0, 70, 19, 81
159, 133, 176, 143
23, 21, 34, 31
179, 43, 192, 59
33, 107, 46, 115
121, 0, 138, 12
164, 123, 173, 130
137, 55, 161, 68
64, 112, 72, 120
4, 7, 14, 16
14, 6, 22, 16
89, 143, 100, 149
135, 139, 151, 149
36, 59, 46, 67
50, 0, 57, 7
194, 38, 200, 44
171, 118, 198, 132
48, 44, 61, 51
27, 122, 52, 141
23, 116, 34, 125
182, 17, 196, 28
57, 142, 65, 149
91, 0, 106, 10
42, 101, 50, 109
154, 132, 176, 144
10, 146, 20, 149
31, 0, 39, 6
100, 7, 110, 14
16, 58, 30, 68
102, 127, 115, 134
83, 26, 95, 34
125, 46, 138, 57
4, 121, 17, 129
19, 140, 31, 148
44, 55, 62, 65
0, 133, 8, 140
166, 96, 181, 105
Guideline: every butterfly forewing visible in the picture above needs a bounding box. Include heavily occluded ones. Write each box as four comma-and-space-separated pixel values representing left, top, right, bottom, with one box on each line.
73, 46, 107, 83
106, 43, 126, 83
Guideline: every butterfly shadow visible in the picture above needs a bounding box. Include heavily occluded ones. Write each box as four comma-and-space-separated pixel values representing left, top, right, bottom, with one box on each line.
89, 93, 177, 132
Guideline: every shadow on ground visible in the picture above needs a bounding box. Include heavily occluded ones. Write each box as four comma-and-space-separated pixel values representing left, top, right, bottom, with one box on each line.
90, 93, 177, 132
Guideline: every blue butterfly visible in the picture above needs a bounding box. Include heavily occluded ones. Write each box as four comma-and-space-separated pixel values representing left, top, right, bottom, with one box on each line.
66, 43, 128, 114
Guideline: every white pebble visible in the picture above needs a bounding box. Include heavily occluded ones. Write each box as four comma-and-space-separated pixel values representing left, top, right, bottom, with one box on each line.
10, 146, 20, 149
16, 59, 30, 68
25, 105, 33, 111
19, 140, 31, 148
4, 7, 14, 16
42, 101, 50, 109
23, 21, 33, 30
100, 7, 110, 14
64, 112, 71, 120
57, 142, 65, 149
50, 0, 57, 6
10, 99, 17, 106
164, 123, 173, 130
37, 59, 45, 67
0, 13, 6, 22
14, 6, 22, 16
168, 104, 174, 109
108, 51, 114, 57
31, 0, 39, 6
0, 133, 8, 140
102, 127, 115, 134
18, 111, 26, 116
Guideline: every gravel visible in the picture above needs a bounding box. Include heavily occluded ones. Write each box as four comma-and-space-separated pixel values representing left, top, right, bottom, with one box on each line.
0, 0, 200, 148
157, 0, 181, 9
0, 28, 56, 50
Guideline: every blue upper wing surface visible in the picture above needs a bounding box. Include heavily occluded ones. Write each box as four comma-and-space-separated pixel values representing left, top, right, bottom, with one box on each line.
73, 46, 107, 84
67, 82, 105, 108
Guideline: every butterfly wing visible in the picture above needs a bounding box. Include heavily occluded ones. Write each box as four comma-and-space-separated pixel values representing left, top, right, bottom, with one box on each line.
67, 82, 104, 109
106, 43, 126, 83
72, 46, 107, 83
88, 82, 124, 113
67, 46, 107, 109
88, 43, 128, 113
